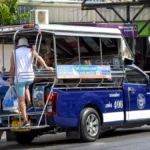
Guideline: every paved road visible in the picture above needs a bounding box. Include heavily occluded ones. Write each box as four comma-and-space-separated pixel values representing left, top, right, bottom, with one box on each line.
1, 127, 150, 150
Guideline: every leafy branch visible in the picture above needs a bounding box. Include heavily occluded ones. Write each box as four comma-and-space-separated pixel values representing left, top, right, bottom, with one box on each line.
0, 0, 30, 25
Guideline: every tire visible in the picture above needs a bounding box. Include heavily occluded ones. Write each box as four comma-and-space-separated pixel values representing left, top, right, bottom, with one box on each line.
80, 108, 101, 142
15, 132, 35, 144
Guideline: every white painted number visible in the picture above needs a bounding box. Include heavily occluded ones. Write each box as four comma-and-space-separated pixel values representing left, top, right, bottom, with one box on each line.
114, 100, 123, 109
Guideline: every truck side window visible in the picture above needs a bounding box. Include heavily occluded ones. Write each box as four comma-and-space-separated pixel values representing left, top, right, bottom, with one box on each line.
125, 67, 147, 84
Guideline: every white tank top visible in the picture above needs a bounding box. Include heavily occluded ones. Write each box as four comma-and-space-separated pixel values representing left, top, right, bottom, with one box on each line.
13, 47, 34, 83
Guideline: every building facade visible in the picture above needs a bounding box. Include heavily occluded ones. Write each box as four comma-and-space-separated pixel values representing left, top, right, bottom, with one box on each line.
17, 0, 150, 70
0, 0, 149, 71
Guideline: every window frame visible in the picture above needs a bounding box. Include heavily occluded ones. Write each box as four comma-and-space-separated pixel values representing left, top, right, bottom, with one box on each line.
125, 65, 149, 85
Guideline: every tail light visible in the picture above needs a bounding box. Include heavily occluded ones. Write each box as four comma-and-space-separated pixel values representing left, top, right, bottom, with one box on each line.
45, 93, 58, 115
23, 24, 35, 28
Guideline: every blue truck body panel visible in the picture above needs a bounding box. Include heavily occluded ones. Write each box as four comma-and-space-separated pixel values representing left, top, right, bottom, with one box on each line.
123, 83, 150, 122
53, 89, 124, 127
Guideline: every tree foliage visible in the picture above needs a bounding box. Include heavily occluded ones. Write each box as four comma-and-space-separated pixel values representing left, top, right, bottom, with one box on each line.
0, 0, 30, 25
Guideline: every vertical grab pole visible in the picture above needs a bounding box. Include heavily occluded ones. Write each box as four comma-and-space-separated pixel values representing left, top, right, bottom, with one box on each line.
35, 32, 42, 65
76, 37, 81, 87
37, 78, 57, 126
77, 37, 81, 64
13, 30, 21, 124
32, 32, 40, 65
2, 39, 4, 71
98, 38, 103, 87
38, 33, 57, 126
53, 34, 57, 68
99, 38, 103, 65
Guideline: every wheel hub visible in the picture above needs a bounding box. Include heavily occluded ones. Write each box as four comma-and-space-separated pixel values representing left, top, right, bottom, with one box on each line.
86, 114, 99, 137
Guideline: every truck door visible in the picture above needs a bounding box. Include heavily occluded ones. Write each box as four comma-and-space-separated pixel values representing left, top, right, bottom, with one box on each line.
123, 65, 150, 121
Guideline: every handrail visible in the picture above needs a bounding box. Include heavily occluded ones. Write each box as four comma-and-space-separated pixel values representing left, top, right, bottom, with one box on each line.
37, 77, 57, 126
144, 71, 150, 74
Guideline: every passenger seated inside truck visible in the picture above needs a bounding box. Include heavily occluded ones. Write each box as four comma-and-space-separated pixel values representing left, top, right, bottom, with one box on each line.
33, 51, 54, 80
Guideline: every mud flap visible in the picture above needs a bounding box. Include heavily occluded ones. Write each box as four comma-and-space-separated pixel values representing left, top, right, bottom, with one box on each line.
66, 127, 80, 140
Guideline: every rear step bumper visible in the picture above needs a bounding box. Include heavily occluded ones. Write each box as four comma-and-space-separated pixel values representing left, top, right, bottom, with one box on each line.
0, 125, 50, 131
0, 111, 50, 131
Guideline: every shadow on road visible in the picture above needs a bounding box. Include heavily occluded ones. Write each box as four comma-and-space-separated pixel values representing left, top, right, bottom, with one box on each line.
1, 127, 150, 150
0, 135, 82, 150
101, 127, 150, 139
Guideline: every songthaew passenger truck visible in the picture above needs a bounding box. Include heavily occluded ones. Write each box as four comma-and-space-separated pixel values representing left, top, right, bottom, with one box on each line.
0, 24, 149, 144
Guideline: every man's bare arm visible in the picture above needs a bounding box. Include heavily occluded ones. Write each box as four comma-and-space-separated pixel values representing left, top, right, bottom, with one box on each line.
32, 49, 54, 71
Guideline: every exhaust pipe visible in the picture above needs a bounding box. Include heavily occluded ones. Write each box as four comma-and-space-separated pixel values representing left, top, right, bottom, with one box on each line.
56, 127, 62, 133
49, 127, 63, 134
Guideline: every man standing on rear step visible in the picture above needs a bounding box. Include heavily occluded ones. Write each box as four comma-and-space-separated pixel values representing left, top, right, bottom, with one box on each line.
10, 37, 54, 128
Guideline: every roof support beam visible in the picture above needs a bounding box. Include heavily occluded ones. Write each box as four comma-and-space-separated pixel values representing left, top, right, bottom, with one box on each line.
131, 5, 146, 22
56, 38, 77, 57
107, 7, 126, 23
95, 8, 109, 23
82, 1, 150, 36
126, 5, 130, 23
56, 43, 72, 57
80, 37, 96, 55
82, 1, 150, 9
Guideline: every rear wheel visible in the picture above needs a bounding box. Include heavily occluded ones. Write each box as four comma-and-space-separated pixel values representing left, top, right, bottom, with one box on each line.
80, 108, 101, 142
15, 132, 35, 144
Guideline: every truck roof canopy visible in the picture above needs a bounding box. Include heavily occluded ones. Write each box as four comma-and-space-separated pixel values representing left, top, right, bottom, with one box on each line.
0, 24, 121, 36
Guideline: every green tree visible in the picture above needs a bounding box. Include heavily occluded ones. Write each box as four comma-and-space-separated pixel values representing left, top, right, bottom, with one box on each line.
0, 0, 30, 25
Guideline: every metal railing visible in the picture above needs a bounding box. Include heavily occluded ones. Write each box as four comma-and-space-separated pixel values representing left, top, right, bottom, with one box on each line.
55, 65, 125, 89
0, 70, 56, 131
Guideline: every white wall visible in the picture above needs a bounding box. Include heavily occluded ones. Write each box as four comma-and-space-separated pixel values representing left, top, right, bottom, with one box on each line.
18, 3, 150, 24
0, 44, 14, 72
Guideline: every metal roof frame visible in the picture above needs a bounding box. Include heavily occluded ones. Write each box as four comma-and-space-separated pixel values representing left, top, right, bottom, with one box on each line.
82, 1, 150, 35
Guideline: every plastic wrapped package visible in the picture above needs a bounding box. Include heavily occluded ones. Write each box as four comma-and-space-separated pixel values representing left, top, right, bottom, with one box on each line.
3, 86, 18, 111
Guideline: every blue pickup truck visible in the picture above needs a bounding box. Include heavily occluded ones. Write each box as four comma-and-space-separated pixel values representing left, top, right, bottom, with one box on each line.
0, 24, 149, 144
